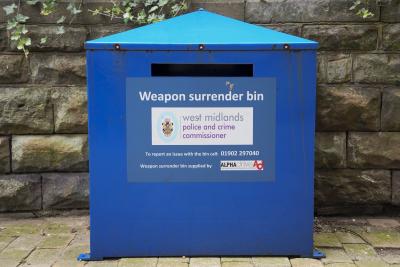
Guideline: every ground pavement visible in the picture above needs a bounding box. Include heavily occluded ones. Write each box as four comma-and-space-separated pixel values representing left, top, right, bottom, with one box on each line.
0, 212, 400, 267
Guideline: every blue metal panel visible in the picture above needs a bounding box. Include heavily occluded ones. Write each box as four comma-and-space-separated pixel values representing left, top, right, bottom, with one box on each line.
86, 10, 318, 51
86, 49, 317, 259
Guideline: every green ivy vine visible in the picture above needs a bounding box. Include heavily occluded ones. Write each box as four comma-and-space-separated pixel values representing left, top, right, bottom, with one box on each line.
350, 0, 375, 19
3, 0, 374, 57
2, 0, 189, 56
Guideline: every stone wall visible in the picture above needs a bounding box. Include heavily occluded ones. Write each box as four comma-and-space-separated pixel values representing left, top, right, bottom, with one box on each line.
0, 0, 399, 215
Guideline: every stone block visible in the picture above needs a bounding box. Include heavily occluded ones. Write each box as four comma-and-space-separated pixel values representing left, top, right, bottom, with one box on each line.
191, 0, 245, 20
88, 25, 131, 40
353, 54, 400, 84
261, 24, 301, 36
12, 135, 88, 172
52, 87, 88, 133
381, 0, 400, 22
0, 137, 10, 173
315, 169, 391, 206
0, 55, 29, 83
245, 0, 379, 23
302, 25, 377, 51
0, 87, 53, 134
0, 174, 41, 212
383, 24, 400, 51
348, 132, 400, 168
393, 171, 400, 206
382, 87, 400, 131
42, 173, 89, 210
316, 85, 380, 131
30, 54, 86, 85
315, 132, 346, 168
326, 54, 352, 83
317, 53, 327, 83
21, 26, 87, 52
0, 25, 7, 51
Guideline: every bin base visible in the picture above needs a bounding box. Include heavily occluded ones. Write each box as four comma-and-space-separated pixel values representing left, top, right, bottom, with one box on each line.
77, 250, 326, 261
77, 253, 103, 261
313, 248, 326, 259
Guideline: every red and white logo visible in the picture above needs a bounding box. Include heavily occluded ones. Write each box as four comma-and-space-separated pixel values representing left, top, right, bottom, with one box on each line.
220, 160, 264, 171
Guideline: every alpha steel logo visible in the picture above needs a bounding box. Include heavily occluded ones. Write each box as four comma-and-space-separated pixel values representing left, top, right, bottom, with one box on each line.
220, 160, 264, 171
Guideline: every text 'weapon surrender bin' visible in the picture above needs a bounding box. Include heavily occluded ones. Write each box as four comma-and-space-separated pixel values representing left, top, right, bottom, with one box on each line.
127, 77, 276, 182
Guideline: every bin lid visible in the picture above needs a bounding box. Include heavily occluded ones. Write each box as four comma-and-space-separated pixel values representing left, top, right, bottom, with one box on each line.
86, 10, 318, 51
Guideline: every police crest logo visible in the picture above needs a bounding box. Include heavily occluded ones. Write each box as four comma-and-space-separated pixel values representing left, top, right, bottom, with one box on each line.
161, 118, 174, 137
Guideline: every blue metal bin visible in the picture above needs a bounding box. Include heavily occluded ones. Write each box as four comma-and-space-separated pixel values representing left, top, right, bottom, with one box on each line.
81, 10, 319, 260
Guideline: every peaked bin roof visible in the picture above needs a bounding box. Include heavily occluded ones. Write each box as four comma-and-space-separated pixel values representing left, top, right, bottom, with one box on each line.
86, 10, 318, 51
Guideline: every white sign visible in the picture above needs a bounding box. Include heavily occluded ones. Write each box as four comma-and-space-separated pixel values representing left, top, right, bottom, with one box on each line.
151, 107, 253, 145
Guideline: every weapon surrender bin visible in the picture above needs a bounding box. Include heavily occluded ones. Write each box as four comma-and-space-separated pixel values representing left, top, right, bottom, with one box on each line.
81, 10, 319, 260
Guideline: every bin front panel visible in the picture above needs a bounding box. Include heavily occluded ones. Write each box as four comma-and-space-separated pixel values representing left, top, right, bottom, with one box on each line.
87, 49, 316, 258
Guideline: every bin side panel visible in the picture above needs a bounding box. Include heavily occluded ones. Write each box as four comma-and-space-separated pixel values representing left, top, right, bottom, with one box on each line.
86, 50, 316, 258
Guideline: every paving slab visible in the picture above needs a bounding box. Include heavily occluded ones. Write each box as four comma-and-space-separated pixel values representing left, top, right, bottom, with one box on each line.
252, 256, 290, 267
60, 244, 89, 261
354, 257, 390, 267
377, 248, 400, 264
7, 234, 43, 250
324, 263, 357, 267
0, 235, 16, 251
320, 248, 353, 264
158, 257, 189, 267
38, 234, 74, 249
23, 248, 62, 266
0, 258, 21, 267
43, 222, 73, 235
86, 260, 119, 266
0, 223, 42, 236
343, 244, 377, 260
221, 262, 253, 267
118, 257, 158, 267
367, 219, 400, 228
53, 260, 87, 267
359, 231, 400, 248
315, 232, 342, 247
189, 257, 221, 267
335, 232, 366, 244
0, 247, 32, 261
221, 257, 252, 262
290, 258, 324, 267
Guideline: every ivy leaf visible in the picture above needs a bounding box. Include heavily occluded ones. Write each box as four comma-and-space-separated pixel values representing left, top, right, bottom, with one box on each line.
26, 0, 40, 5
17, 37, 31, 50
158, 0, 169, 7
7, 19, 18, 30
40, 37, 48, 44
57, 16, 66, 24
67, 3, 82, 15
349, 0, 361, 10
149, 5, 159, 13
3, 3, 17, 15
56, 26, 65, 35
15, 14, 30, 23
